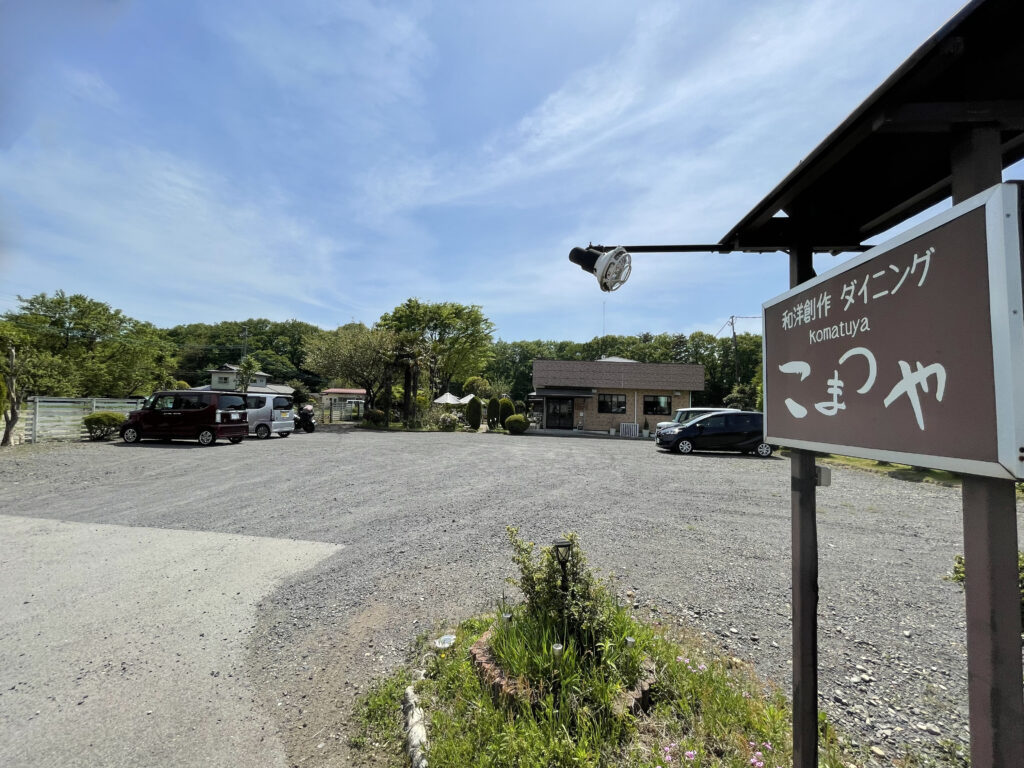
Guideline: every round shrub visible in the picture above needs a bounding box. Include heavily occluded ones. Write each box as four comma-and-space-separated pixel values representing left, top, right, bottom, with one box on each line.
83, 411, 126, 441
437, 412, 459, 432
487, 397, 500, 429
505, 413, 529, 435
465, 397, 482, 430
498, 397, 514, 429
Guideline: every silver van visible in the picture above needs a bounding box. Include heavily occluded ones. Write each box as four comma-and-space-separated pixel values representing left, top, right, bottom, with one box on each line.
245, 394, 294, 439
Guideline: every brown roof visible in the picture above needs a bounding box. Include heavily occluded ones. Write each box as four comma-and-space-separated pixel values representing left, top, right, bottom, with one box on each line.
533, 359, 704, 391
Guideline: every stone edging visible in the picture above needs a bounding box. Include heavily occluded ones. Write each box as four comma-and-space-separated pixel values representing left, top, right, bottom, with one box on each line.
403, 669, 428, 768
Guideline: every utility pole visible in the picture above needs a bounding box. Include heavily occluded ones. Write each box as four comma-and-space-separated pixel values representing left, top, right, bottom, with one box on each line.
730, 315, 739, 385
240, 325, 249, 363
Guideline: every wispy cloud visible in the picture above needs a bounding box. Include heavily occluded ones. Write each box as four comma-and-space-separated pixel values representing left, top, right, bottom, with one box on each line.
0, 138, 357, 325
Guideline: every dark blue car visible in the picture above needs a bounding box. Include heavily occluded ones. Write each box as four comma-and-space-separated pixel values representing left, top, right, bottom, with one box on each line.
655, 411, 773, 457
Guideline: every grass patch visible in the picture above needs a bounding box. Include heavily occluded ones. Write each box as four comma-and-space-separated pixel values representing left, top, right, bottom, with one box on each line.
353, 611, 861, 767
352, 530, 859, 767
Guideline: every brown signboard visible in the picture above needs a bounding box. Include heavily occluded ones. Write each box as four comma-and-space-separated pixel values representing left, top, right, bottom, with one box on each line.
763, 183, 1024, 479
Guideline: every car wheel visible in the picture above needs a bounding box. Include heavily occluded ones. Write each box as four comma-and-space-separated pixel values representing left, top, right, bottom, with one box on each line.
255, 424, 271, 440
198, 429, 216, 446
278, 432, 291, 437
228, 436, 243, 444
675, 439, 693, 454
756, 442, 773, 458
122, 426, 140, 444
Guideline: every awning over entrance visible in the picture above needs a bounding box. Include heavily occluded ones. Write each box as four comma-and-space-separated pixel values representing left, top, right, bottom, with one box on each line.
530, 388, 596, 398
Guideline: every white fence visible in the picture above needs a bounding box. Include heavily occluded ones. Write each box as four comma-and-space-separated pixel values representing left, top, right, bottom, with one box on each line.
22, 397, 146, 443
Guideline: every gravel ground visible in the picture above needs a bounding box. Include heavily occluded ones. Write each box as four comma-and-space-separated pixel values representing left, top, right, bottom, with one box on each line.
1, 431, 1021, 766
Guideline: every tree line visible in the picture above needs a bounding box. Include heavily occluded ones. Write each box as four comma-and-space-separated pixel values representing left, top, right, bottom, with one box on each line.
2, 291, 762, 445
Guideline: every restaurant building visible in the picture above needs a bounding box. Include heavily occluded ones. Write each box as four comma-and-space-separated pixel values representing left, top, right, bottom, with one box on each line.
530, 357, 705, 434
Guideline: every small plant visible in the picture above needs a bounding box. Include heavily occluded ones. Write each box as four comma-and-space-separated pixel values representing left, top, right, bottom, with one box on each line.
437, 412, 459, 432
642, 417, 649, 431
487, 396, 500, 429
465, 396, 482, 430
504, 413, 529, 434
83, 411, 125, 441
365, 408, 387, 427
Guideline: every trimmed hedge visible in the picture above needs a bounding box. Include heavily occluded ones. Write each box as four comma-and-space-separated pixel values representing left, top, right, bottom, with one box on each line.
83, 411, 126, 441
505, 414, 530, 435
487, 397, 500, 429
498, 398, 514, 430
465, 397, 482, 430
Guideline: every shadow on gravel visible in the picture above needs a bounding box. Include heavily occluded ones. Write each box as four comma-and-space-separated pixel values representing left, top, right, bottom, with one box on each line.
108, 441, 244, 449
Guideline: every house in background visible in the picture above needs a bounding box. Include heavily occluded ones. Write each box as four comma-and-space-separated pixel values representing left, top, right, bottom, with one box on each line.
529, 357, 704, 434
322, 387, 367, 421
195, 364, 294, 395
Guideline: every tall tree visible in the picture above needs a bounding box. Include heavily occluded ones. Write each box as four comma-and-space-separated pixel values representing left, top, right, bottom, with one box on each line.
0, 322, 63, 446
2, 291, 176, 398
378, 299, 494, 398
303, 323, 396, 409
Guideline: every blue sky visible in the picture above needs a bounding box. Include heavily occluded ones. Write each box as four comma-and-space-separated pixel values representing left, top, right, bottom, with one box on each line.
1, 0, 1006, 342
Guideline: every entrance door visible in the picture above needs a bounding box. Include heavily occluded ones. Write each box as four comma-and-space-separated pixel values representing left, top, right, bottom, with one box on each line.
545, 397, 574, 429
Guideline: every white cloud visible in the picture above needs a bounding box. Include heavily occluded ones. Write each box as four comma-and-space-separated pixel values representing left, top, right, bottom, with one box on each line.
0, 138, 361, 326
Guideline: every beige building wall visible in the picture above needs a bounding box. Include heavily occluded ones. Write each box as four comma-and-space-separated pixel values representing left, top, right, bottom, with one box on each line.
571, 388, 693, 433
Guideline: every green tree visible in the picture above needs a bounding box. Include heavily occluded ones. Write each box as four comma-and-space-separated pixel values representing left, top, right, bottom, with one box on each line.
303, 323, 397, 409
462, 375, 492, 400
2, 291, 176, 398
165, 318, 324, 390
378, 299, 494, 399
0, 322, 63, 446
235, 355, 260, 392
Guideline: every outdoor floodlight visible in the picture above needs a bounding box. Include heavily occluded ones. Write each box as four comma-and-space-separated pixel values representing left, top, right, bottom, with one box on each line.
568, 245, 631, 292
552, 538, 572, 565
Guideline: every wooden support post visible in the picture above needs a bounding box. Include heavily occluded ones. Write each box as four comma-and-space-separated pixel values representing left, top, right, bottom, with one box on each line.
951, 126, 1024, 768
789, 243, 818, 768
961, 477, 1024, 767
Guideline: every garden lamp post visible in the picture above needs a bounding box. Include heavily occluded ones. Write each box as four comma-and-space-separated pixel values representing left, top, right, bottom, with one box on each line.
552, 538, 572, 593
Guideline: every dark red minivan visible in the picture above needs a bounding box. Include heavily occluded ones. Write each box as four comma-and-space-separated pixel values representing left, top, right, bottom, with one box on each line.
120, 391, 248, 446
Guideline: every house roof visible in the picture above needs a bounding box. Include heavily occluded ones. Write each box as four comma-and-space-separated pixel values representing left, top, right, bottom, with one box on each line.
206, 363, 270, 377
720, 0, 1024, 252
322, 388, 367, 396
191, 384, 295, 395
533, 359, 704, 391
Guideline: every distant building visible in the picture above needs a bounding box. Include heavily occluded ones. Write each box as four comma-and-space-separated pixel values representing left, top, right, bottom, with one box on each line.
530, 357, 704, 432
194, 363, 294, 395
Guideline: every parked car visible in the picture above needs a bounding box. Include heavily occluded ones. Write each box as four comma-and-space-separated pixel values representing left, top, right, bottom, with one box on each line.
655, 410, 773, 457
120, 390, 248, 446
656, 406, 738, 432
245, 394, 293, 439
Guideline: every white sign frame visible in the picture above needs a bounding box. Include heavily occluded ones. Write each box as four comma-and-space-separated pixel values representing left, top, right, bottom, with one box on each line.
762, 182, 1024, 480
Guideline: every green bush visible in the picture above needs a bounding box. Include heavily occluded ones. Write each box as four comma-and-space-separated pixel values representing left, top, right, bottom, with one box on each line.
498, 397, 514, 429
514, 399, 526, 414
83, 411, 126, 441
505, 413, 529, 434
437, 412, 459, 432
487, 396, 500, 429
465, 397, 482, 430
366, 408, 387, 427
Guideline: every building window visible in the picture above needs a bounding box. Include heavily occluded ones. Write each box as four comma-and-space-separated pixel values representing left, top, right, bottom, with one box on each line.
597, 394, 626, 414
643, 395, 671, 415
217, 376, 229, 384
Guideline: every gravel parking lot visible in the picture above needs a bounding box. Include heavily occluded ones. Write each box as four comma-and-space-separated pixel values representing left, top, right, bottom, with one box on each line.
1, 430, 1020, 766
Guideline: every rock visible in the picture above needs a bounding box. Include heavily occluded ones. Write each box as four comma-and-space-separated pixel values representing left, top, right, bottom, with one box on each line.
870, 746, 887, 758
